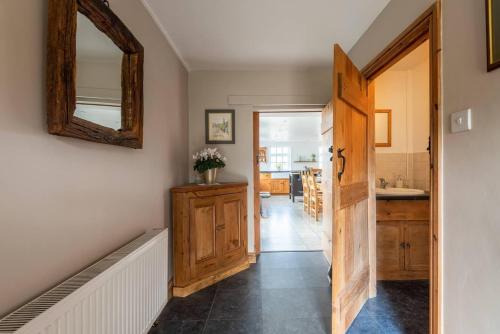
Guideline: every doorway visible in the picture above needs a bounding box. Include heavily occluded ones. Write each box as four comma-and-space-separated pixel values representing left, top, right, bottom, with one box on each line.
254, 112, 326, 252
336, 4, 441, 334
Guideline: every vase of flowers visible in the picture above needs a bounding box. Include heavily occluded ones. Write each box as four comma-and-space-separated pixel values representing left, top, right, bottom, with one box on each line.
193, 148, 227, 184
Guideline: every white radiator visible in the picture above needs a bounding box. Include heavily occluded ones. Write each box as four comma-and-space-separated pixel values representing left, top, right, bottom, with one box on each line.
0, 229, 169, 334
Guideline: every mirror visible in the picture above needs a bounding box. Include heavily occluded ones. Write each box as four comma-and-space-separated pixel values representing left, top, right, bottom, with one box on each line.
487, 0, 500, 71
47, 0, 144, 148
75, 13, 123, 130
375, 109, 392, 147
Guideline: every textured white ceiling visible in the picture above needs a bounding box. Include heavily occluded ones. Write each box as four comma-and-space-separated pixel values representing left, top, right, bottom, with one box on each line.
142, 0, 390, 71
260, 113, 322, 142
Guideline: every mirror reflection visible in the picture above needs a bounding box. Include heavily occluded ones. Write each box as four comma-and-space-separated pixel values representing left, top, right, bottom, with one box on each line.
75, 12, 123, 130
375, 110, 391, 147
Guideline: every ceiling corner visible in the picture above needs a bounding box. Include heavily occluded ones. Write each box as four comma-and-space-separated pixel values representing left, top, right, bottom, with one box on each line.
139, 0, 191, 72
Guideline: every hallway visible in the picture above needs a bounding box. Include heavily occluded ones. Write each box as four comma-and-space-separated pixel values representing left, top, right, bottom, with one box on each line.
150, 252, 429, 334
261, 196, 324, 251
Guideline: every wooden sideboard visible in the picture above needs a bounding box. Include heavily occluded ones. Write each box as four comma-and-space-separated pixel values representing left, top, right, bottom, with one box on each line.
376, 199, 430, 280
171, 183, 249, 297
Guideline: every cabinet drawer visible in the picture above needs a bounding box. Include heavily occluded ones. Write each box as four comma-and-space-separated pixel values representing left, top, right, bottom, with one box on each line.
376, 200, 429, 221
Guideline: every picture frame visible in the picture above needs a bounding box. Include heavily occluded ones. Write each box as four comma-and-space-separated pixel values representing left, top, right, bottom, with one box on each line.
486, 0, 500, 71
375, 109, 392, 147
205, 110, 236, 144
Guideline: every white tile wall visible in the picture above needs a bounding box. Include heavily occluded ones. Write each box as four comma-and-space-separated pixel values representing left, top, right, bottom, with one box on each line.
376, 152, 430, 191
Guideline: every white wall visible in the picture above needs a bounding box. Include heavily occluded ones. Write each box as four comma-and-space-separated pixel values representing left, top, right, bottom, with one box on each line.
0, 0, 188, 317
375, 70, 408, 153
375, 51, 429, 154
259, 141, 321, 172
350, 0, 500, 332
188, 70, 331, 251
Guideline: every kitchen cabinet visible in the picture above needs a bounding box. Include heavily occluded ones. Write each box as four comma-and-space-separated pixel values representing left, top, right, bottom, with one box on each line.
260, 173, 271, 192
270, 179, 289, 194
259, 173, 289, 195
172, 183, 249, 297
376, 200, 430, 280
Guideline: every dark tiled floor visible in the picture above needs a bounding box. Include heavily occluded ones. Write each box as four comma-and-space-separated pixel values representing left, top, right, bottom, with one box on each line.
149, 252, 428, 334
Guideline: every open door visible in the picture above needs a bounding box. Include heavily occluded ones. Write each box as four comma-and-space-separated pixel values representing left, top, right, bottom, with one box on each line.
331, 45, 375, 333
253, 112, 261, 255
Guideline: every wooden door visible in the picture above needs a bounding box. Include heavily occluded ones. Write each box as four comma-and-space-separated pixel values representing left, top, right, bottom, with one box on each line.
404, 222, 430, 272
331, 44, 374, 334
321, 109, 333, 264
376, 221, 404, 277
253, 112, 261, 254
218, 192, 247, 267
189, 197, 219, 278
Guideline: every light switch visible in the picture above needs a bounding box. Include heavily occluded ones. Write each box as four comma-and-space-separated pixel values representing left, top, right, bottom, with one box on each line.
451, 108, 472, 133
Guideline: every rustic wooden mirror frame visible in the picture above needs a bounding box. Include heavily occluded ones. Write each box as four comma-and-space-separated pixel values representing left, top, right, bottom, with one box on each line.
47, 0, 144, 148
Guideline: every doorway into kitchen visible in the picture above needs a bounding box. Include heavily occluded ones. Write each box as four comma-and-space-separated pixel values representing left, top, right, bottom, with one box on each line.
256, 112, 325, 252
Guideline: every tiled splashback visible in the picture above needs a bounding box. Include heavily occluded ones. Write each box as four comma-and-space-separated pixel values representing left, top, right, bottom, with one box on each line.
376, 152, 430, 191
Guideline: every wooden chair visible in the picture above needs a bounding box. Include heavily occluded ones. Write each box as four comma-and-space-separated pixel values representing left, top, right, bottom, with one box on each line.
308, 175, 323, 221
301, 173, 310, 213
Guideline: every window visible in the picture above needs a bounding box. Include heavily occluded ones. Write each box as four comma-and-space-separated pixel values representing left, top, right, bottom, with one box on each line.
269, 146, 291, 171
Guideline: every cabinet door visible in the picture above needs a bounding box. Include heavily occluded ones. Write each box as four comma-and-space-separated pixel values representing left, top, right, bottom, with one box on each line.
260, 179, 271, 192
270, 180, 279, 194
189, 197, 218, 278
376, 221, 404, 277
218, 193, 247, 267
404, 221, 430, 272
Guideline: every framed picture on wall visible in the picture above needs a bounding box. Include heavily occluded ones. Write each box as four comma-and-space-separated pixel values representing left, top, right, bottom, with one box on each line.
205, 109, 235, 144
487, 0, 500, 71
375, 109, 392, 147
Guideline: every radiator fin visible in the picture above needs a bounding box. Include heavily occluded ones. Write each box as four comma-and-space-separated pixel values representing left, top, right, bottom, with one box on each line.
0, 229, 168, 334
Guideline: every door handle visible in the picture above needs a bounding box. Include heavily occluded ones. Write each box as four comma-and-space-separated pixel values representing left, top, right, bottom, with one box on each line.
337, 148, 346, 182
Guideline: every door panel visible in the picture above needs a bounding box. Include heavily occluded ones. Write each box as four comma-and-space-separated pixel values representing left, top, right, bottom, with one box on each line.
377, 221, 404, 275
223, 199, 242, 252
405, 222, 430, 272
189, 197, 218, 278
219, 193, 247, 267
332, 44, 374, 334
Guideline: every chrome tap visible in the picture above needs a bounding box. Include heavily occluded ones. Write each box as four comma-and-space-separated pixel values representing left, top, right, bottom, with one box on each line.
379, 178, 389, 189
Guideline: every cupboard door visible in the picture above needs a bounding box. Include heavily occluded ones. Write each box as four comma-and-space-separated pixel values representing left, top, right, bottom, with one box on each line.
189, 197, 218, 278
376, 221, 404, 277
404, 221, 430, 272
218, 193, 247, 267
260, 179, 271, 192
270, 180, 279, 194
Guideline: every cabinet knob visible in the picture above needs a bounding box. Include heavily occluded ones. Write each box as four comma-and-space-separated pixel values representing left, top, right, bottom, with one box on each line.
400, 242, 406, 249
216, 225, 225, 231
406, 243, 411, 248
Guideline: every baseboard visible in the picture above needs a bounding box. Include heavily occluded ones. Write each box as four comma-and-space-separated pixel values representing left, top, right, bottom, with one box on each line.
248, 252, 257, 264
173, 260, 250, 298
168, 277, 174, 301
